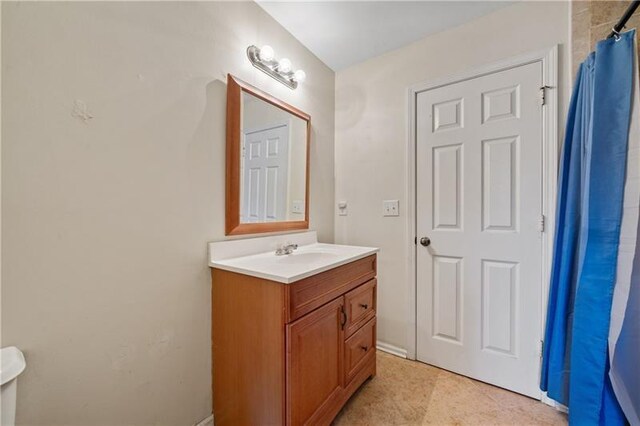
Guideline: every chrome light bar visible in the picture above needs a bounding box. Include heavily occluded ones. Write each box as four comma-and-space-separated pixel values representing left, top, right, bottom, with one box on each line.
246, 45, 306, 90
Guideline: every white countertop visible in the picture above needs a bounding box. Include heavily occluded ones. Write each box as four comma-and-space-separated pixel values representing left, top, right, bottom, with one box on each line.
208, 232, 378, 284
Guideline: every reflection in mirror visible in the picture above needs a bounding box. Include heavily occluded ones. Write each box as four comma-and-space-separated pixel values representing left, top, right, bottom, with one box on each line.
225, 74, 310, 235
240, 92, 308, 224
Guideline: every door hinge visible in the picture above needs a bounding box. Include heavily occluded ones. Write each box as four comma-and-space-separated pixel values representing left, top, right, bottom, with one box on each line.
539, 85, 551, 106
537, 215, 545, 233
540, 340, 544, 357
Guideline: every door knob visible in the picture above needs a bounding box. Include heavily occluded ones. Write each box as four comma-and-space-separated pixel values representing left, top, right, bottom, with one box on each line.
420, 237, 431, 247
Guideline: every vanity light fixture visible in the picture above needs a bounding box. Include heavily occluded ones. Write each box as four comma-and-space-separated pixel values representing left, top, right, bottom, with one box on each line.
247, 45, 306, 90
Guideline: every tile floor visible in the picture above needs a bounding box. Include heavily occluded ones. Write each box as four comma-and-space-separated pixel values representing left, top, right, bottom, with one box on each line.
333, 351, 567, 425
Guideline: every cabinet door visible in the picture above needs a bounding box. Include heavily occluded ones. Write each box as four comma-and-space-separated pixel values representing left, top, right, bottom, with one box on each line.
286, 297, 344, 425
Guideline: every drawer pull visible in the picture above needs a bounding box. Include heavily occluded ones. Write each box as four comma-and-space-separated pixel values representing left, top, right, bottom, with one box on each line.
359, 303, 368, 309
359, 345, 368, 352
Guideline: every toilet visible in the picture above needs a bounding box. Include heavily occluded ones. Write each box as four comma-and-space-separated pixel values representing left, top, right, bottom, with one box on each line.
1, 347, 26, 426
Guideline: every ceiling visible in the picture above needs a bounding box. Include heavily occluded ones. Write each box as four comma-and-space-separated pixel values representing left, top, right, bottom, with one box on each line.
256, 1, 514, 71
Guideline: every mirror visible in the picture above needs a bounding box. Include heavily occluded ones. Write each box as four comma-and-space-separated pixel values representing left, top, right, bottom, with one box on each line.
226, 74, 310, 235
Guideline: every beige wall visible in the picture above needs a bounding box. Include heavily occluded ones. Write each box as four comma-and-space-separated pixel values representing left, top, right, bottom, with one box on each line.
335, 1, 571, 352
1, 2, 334, 425
572, 1, 640, 77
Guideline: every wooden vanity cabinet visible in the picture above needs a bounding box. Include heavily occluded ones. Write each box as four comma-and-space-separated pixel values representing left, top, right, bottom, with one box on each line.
212, 254, 377, 426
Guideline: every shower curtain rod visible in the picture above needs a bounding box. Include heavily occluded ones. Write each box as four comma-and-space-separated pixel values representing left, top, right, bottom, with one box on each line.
607, 0, 640, 39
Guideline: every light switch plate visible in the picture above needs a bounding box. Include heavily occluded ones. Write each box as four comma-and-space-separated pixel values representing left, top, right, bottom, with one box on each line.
338, 201, 348, 216
383, 200, 399, 217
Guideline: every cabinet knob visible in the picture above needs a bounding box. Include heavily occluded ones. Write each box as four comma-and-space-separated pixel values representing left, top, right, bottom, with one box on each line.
359, 345, 368, 352
359, 303, 368, 309
420, 237, 431, 247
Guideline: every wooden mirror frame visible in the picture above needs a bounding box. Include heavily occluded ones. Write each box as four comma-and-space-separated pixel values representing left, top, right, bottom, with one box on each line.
226, 74, 311, 235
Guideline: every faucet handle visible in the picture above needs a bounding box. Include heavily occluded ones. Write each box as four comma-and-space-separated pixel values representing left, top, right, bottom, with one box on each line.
275, 242, 298, 256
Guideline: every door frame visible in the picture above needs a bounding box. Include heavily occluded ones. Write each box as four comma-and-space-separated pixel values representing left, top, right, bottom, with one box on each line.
405, 47, 559, 397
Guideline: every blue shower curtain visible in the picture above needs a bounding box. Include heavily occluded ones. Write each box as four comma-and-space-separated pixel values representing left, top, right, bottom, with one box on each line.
541, 30, 636, 425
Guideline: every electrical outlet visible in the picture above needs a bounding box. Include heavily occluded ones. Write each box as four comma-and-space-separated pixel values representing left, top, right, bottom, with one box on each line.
291, 200, 304, 214
383, 200, 399, 217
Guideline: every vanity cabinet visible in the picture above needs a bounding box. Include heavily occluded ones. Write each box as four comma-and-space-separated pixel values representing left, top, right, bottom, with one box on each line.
211, 254, 377, 426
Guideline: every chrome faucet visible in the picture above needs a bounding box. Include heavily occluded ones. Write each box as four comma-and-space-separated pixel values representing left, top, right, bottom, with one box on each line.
275, 243, 298, 256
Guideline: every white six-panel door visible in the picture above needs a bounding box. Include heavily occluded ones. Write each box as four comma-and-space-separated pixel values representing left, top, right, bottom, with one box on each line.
242, 124, 289, 223
416, 62, 543, 397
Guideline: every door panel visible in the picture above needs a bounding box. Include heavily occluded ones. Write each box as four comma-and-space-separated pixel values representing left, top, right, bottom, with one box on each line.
433, 144, 463, 230
481, 260, 518, 355
482, 136, 519, 231
286, 297, 344, 425
432, 255, 462, 343
416, 61, 543, 398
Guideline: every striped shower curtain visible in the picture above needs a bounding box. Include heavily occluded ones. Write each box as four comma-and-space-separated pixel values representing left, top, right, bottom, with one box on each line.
541, 29, 639, 426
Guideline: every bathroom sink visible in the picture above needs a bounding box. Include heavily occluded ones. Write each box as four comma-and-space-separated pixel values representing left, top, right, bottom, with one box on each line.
208, 233, 378, 283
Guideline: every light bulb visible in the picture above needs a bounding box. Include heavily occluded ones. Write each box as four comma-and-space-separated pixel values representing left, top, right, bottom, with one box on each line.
278, 58, 292, 73
259, 45, 274, 62
293, 69, 306, 83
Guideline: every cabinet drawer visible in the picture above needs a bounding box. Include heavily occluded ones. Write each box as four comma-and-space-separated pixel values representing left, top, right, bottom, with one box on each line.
287, 255, 376, 322
344, 318, 376, 384
344, 279, 376, 337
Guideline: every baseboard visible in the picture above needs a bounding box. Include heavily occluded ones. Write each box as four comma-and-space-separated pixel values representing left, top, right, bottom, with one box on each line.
195, 413, 214, 426
376, 341, 407, 358
541, 393, 568, 413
